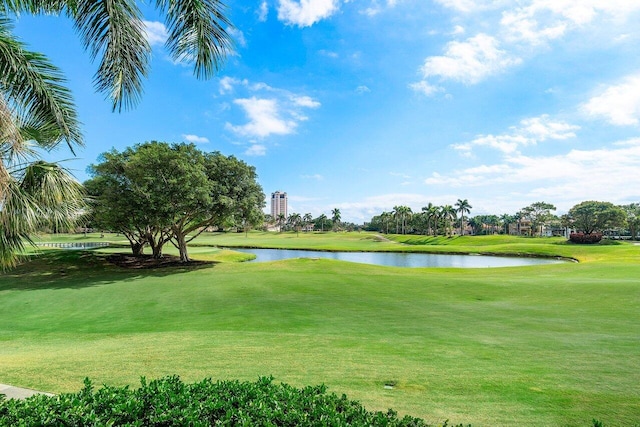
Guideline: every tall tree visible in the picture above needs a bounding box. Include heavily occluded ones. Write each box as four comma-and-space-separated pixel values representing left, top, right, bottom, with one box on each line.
440, 205, 456, 237
288, 212, 302, 236
620, 203, 640, 239
499, 213, 513, 235
521, 202, 556, 236
277, 213, 286, 233
303, 213, 313, 232
316, 214, 328, 232
454, 199, 472, 236
331, 208, 341, 231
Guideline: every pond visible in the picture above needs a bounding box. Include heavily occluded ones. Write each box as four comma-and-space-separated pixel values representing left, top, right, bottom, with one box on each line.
232, 248, 566, 268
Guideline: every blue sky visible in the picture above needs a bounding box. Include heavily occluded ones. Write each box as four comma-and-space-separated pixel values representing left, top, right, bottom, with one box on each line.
13, 0, 640, 223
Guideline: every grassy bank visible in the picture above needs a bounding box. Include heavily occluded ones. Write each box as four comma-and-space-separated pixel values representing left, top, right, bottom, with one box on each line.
1, 233, 639, 425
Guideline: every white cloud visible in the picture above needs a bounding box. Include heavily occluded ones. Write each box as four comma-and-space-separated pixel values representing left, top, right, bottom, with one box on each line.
224, 81, 321, 140
245, 144, 267, 156
409, 81, 442, 96
219, 76, 240, 94
582, 74, 640, 126
434, 0, 507, 13
501, 1, 640, 45
226, 98, 296, 138
227, 27, 246, 48
143, 21, 168, 46
319, 49, 339, 58
355, 85, 371, 94
419, 34, 521, 85
454, 114, 579, 154
182, 134, 209, 143
451, 25, 465, 35
258, 1, 269, 21
277, 0, 340, 27
291, 95, 321, 108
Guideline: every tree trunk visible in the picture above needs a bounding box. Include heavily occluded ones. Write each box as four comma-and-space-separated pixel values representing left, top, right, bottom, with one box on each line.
175, 231, 190, 262
131, 242, 145, 255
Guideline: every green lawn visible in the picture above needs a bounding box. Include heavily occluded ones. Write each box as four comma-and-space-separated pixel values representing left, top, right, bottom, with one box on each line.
2, 232, 639, 425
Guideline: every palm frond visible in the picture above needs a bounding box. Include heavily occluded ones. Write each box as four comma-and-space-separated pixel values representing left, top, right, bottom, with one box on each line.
157, 0, 233, 79
0, 0, 68, 15
73, 0, 150, 112
0, 18, 83, 153
0, 160, 86, 270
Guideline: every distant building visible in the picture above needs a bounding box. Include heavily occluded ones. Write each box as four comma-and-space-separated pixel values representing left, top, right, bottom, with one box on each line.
271, 191, 288, 219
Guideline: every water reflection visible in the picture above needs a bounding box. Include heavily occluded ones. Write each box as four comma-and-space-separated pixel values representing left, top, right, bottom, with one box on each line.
232, 248, 564, 268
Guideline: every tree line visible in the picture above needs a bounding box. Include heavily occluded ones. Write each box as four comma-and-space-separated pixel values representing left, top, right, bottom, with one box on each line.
366, 200, 640, 239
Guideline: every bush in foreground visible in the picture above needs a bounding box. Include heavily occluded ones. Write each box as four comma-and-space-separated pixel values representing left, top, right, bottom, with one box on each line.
0, 376, 464, 426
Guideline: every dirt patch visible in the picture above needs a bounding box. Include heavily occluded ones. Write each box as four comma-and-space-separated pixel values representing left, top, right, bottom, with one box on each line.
106, 253, 212, 269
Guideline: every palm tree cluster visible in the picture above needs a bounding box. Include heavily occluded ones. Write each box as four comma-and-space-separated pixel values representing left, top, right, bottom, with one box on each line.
369, 199, 472, 237
1, 0, 233, 269
263, 209, 364, 235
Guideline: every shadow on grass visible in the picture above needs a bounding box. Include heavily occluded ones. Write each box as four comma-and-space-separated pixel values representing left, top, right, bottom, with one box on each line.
0, 250, 217, 291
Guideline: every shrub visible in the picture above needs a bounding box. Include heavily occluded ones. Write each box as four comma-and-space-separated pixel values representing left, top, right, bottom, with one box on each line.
0, 376, 468, 426
569, 232, 603, 244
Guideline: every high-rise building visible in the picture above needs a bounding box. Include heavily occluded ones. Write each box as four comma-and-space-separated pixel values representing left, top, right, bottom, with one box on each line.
271, 191, 288, 218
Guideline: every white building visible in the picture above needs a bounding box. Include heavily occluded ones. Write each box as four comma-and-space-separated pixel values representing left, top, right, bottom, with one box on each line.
270, 191, 288, 219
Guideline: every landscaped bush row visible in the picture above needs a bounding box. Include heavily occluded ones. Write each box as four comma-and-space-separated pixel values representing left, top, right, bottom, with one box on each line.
0, 376, 465, 426
569, 232, 603, 244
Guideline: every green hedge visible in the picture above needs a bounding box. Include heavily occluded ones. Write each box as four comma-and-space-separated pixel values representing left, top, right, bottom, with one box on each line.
0, 376, 466, 426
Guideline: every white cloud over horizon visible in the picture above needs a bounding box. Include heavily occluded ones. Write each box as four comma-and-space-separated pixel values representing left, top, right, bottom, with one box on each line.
453, 114, 579, 154
426, 138, 640, 210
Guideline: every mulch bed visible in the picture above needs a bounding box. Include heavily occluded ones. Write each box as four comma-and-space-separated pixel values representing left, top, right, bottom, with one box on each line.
106, 253, 212, 269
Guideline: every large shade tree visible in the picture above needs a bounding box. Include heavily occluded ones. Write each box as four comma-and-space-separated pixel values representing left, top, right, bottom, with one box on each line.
566, 201, 626, 235
85, 142, 264, 262
1, 0, 233, 268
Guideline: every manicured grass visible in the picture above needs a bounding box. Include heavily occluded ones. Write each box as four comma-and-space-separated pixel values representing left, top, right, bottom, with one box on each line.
2, 233, 639, 425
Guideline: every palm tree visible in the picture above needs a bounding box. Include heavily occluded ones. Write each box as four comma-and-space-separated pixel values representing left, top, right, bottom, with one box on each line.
398, 205, 412, 235
1, 159, 85, 269
454, 199, 472, 236
440, 205, 457, 237
288, 213, 302, 236
380, 211, 392, 234
277, 213, 286, 232
303, 213, 313, 232
331, 208, 341, 231
499, 213, 513, 235
317, 214, 328, 232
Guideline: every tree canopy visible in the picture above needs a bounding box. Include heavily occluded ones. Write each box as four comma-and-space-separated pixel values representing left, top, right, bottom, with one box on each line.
566, 201, 626, 235
85, 141, 264, 262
